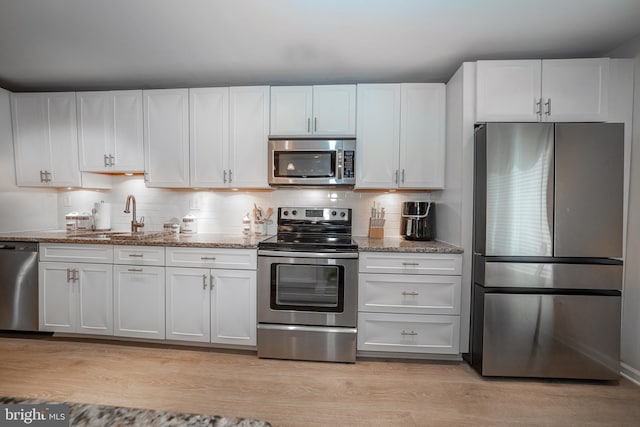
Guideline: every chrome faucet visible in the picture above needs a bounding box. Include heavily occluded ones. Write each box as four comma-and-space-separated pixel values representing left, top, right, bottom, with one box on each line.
123, 194, 144, 232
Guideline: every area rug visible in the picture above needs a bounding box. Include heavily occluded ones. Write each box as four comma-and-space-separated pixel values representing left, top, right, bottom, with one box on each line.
0, 397, 272, 426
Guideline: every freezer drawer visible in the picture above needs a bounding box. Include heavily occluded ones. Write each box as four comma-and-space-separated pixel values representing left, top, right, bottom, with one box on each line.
477, 259, 622, 291
479, 289, 620, 380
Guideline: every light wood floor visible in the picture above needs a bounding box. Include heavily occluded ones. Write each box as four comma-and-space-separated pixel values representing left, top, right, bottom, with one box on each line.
1, 335, 640, 427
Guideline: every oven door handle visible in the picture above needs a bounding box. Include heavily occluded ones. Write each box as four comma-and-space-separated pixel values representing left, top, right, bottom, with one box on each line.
258, 250, 358, 259
258, 324, 357, 334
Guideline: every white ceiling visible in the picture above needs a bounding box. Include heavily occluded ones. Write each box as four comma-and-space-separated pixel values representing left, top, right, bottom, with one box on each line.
1, 0, 640, 92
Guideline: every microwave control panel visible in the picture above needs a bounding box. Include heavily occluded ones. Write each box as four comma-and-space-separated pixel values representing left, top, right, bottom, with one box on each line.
343, 151, 355, 178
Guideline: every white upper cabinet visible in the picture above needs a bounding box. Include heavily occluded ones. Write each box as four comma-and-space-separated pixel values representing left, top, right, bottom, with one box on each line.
356, 83, 446, 190
143, 89, 190, 187
11, 92, 82, 187
189, 87, 229, 188
270, 85, 356, 136
189, 86, 269, 188
77, 90, 144, 172
355, 84, 401, 189
400, 84, 446, 189
476, 58, 609, 122
228, 86, 270, 188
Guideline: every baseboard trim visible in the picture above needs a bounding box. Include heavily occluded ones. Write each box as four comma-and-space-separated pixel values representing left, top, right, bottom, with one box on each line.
620, 362, 640, 386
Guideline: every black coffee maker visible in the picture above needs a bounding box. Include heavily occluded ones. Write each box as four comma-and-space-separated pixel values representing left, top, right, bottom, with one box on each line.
400, 201, 436, 241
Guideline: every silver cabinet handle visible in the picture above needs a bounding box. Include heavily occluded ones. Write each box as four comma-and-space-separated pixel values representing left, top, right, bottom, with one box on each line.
395, 170, 399, 184
401, 330, 418, 336
128, 253, 144, 258
535, 98, 542, 118
39, 170, 44, 183
228, 170, 232, 183
66, 268, 72, 283
209, 275, 214, 290
109, 154, 115, 166
200, 256, 217, 260
104, 154, 110, 167
223, 170, 227, 183
144, 172, 149, 183
401, 291, 419, 296
307, 118, 310, 133
314, 117, 317, 132
402, 262, 419, 267
45, 171, 52, 183
544, 98, 551, 116
202, 274, 208, 290
401, 169, 405, 184
127, 268, 143, 272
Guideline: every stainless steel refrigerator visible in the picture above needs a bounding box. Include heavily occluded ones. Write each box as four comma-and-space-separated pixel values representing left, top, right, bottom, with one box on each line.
467, 122, 624, 380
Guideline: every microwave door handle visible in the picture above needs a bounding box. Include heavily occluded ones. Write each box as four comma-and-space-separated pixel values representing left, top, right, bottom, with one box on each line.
337, 150, 343, 180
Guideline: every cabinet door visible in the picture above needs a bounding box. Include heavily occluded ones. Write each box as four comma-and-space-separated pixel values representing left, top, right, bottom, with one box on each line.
165, 267, 211, 343
143, 89, 190, 187
476, 60, 542, 122
77, 263, 113, 335
113, 265, 165, 339
355, 84, 401, 189
77, 92, 113, 172
541, 58, 609, 122
269, 86, 312, 136
312, 85, 356, 136
399, 83, 446, 189
229, 86, 270, 188
211, 269, 256, 346
38, 262, 75, 332
11, 93, 51, 186
189, 87, 229, 187
47, 93, 82, 186
112, 90, 144, 171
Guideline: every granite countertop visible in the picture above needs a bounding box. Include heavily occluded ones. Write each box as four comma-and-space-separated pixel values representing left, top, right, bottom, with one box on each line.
0, 230, 267, 249
0, 231, 463, 253
354, 236, 463, 254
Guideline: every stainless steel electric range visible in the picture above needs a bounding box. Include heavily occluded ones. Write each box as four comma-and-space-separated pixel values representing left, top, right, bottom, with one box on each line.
257, 207, 358, 363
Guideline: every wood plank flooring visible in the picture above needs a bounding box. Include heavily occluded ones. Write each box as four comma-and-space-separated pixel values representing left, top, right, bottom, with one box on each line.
1, 335, 640, 426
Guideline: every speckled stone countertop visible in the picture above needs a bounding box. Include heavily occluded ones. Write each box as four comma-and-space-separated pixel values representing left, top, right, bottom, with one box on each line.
354, 236, 463, 254
0, 230, 268, 249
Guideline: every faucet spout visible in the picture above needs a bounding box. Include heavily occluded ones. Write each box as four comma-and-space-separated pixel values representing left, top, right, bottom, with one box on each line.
124, 194, 144, 232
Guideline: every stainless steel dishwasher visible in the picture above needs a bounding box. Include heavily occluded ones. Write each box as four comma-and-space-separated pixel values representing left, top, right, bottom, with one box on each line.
0, 241, 39, 331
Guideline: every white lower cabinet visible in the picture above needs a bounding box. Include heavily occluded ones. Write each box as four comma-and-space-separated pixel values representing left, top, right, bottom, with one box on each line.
113, 265, 165, 339
39, 261, 113, 335
357, 252, 463, 355
165, 247, 257, 347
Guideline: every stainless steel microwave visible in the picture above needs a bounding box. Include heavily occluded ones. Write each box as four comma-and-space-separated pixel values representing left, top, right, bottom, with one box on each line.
268, 139, 356, 186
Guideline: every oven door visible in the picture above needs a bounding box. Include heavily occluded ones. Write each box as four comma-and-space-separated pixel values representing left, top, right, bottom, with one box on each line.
258, 250, 358, 327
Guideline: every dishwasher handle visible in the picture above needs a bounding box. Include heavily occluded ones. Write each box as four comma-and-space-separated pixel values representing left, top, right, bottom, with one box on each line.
0, 242, 39, 252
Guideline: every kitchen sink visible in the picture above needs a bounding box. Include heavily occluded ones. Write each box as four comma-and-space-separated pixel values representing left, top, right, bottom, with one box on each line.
71, 231, 170, 241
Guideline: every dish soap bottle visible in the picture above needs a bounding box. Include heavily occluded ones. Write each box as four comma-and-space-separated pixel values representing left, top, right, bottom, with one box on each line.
242, 213, 251, 236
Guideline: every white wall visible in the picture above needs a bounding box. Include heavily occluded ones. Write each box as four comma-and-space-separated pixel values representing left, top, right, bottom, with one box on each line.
0, 88, 59, 233
58, 178, 434, 237
620, 52, 640, 384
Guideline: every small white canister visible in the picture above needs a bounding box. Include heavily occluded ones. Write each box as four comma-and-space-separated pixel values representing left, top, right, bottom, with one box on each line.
181, 214, 197, 234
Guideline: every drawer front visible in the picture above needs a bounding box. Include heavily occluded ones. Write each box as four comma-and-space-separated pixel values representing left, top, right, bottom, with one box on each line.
165, 247, 257, 270
39, 243, 113, 264
359, 273, 461, 315
357, 312, 460, 354
114, 245, 165, 266
359, 252, 462, 275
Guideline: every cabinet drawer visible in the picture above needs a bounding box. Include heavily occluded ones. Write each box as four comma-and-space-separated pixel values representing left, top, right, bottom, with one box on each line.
165, 247, 257, 270
359, 273, 460, 315
359, 252, 462, 275
114, 245, 165, 266
39, 243, 113, 264
357, 312, 460, 354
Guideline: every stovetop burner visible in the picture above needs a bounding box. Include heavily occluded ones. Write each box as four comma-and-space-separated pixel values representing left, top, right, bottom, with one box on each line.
258, 207, 357, 253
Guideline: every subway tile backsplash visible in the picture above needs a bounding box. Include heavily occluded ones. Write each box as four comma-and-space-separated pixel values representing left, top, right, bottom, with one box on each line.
58, 176, 433, 237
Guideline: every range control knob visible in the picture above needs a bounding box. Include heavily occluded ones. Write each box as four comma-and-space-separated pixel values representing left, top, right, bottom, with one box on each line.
283, 210, 289, 216
331, 210, 337, 216
292, 210, 298, 216
340, 212, 346, 218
